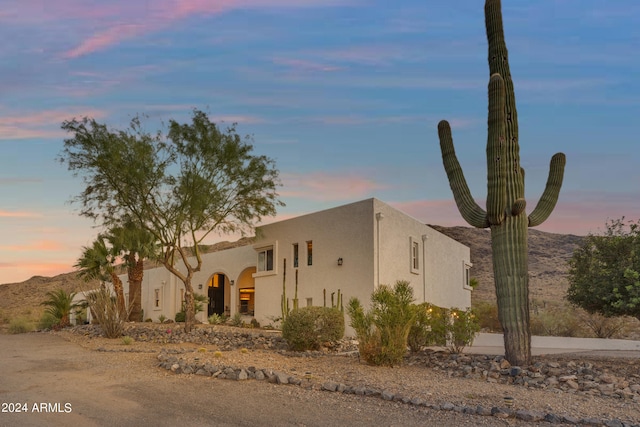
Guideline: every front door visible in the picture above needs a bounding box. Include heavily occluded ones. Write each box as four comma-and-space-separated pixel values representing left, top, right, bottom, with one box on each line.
208, 274, 225, 316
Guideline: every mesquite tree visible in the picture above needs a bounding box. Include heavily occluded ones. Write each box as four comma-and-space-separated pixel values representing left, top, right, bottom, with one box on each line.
436, 0, 566, 365
60, 109, 282, 332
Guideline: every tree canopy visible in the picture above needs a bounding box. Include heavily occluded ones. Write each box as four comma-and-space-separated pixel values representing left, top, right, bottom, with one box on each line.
567, 218, 640, 320
60, 109, 283, 331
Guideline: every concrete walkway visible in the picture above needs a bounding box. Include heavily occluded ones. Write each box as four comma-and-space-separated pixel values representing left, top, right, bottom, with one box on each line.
465, 333, 640, 357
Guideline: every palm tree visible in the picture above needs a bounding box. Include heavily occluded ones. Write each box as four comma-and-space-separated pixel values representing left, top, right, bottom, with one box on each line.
40, 289, 78, 329
75, 236, 127, 319
106, 221, 159, 322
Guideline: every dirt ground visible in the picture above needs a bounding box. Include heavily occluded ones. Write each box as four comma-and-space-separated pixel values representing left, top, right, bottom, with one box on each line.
1, 332, 638, 426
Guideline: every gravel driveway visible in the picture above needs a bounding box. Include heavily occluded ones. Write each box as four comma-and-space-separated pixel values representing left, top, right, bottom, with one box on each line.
0, 333, 532, 427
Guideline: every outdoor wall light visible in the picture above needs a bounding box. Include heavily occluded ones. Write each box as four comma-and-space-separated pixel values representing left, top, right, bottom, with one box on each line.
337, 257, 343, 266
230, 280, 235, 286
198, 284, 203, 290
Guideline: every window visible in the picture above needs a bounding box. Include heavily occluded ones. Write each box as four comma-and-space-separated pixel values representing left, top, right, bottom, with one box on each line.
154, 288, 161, 309
306, 241, 313, 266
463, 261, 473, 290
293, 243, 299, 268
257, 247, 274, 272
410, 237, 420, 274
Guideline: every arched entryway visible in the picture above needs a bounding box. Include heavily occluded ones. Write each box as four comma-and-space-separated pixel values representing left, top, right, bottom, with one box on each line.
207, 273, 228, 316
236, 267, 256, 316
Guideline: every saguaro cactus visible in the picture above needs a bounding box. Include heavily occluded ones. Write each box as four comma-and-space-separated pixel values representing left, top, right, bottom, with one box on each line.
437, 0, 566, 366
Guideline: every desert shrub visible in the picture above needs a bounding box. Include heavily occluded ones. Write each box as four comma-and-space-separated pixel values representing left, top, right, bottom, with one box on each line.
175, 311, 186, 322
83, 286, 127, 338
121, 336, 134, 345
530, 306, 585, 337
230, 312, 243, 327
38, 312, 59, 330
8, 317, 34, 334
347, 280, 416, 366
408, 303, 447, 352
250, 318, 261, 328
208, 313, 224, 325
472, 301, 502, 332
158, 314, 166, 323
282, 306, 344, 351
448, 308, 480, 353
577, 310, 627, 338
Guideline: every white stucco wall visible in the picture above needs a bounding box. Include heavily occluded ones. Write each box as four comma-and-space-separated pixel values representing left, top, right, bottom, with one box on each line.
121, 245, 256, 323
373, 199, 471, 310
252, 199, 376, 329
119, 198, 471, 331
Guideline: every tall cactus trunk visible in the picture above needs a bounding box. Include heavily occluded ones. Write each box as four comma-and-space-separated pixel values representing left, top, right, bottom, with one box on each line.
491, 215, 530, 364
436, 0, 565, 366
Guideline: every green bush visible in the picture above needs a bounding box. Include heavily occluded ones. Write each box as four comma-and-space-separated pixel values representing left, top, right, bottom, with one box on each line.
282, 306, 345, 351
472, 301, 502, 332
448, 308, 480, 353
208, 313, 224, 325
408, 303, 447, 352
230, 312, 243, 327
38, 312, 59, 330
175, 311, 186, 322
347, 280, 416, 366
8, 317, 34, 334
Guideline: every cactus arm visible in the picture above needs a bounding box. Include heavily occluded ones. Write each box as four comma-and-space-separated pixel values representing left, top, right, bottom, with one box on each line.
438, 120, 489, 228
486, 73, 507, 225
528, 153, 566, 227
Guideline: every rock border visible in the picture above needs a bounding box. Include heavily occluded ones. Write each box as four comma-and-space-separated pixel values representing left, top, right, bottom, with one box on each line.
157, 349, 636, 427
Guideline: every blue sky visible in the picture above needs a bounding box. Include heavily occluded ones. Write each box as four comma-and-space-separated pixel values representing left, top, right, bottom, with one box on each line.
1, 0, 638, 285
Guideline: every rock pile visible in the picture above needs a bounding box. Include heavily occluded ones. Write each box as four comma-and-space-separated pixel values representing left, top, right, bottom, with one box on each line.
407, 352, 640, 401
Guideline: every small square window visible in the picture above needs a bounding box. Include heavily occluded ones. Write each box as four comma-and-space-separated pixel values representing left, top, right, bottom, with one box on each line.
258, 247, 274, 272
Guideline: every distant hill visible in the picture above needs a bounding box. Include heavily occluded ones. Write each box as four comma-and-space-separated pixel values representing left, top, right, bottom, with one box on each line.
0, 229, 583, 327
429, 225, 585, 305
0, 238, 254, 327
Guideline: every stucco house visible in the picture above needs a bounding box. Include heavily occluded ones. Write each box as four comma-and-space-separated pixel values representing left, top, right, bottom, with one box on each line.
120, 198, 472, 333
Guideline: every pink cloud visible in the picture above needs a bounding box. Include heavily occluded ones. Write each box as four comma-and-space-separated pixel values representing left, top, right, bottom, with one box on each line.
0, 240, 65, 252
59, 0, 354, 58
0, 210, 42, 218
0, 107, 106, 140
64, 23, 145, 59
392, 190, 640, 237
281, 172, 388, 201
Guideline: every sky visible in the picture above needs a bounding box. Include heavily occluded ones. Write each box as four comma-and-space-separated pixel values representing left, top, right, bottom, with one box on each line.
1, 0, 638, 285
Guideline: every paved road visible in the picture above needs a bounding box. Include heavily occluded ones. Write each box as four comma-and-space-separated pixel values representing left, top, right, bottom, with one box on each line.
0, 333, 514, 427
466, 333, 640, 357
